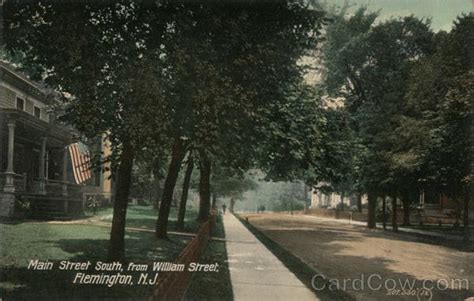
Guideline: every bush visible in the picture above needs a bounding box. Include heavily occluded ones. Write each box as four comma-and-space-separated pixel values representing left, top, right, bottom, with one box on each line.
14, 195, 31, 214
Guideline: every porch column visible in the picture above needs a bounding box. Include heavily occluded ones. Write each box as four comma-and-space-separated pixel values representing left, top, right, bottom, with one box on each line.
3, 122, 16, 193
45, 152, 49, 179
38, 137, 47, 195
62, 147, 68, 197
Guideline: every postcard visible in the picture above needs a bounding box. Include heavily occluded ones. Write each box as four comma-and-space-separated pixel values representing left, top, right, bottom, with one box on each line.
0, 0, 472, 300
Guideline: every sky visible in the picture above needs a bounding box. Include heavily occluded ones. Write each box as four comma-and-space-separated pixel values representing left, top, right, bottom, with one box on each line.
326, 0, 473, 31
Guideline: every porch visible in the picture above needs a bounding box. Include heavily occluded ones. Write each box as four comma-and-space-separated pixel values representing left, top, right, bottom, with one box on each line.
0, 108, 85, 219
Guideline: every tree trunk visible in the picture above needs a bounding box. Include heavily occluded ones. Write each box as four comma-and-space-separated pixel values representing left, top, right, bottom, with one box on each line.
304, 184, 309, 212
402, 197, 411, 226
149, 175, 153, 205
463, 190, 470, 243
367, 191, 376, 229
382, 195, 387, 230
197, 152, 211, 222
152, 178, 162, 210
340, 192, 344, 211
176, 154, 194, 231
357, 193, 363, 213
155, 138, 185, 239
211, 192, 217, 209
107, 141, 135, 261
392, 194, 399, 232
230, 197, 236, 213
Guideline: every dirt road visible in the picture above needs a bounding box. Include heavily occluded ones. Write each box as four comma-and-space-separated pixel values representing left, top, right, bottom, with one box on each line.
241, 213, 474, 301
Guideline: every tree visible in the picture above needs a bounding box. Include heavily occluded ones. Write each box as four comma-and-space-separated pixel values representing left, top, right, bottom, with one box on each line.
211, 167, 258, 213
320, 8, 379, 227
4, 2, 174, 260
176, 151, 195, 230
320, 8, 434, 230
154, 1, 326, 235
255, 84, 326, 183
317, 107, 356, 207
406, 13, 474, 241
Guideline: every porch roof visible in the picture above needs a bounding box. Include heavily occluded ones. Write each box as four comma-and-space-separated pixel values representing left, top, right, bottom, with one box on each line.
1, 108, 74, 147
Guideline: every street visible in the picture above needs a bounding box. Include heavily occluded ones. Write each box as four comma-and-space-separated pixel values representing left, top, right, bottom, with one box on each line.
240, 213, 474, 301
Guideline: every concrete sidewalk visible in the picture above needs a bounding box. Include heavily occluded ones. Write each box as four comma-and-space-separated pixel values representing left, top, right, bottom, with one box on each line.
223, 213, 318, 301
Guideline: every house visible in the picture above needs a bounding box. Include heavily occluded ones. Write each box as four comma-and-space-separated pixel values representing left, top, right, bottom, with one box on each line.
82, 134, 113, 205
0, 62, 111, 219
311, 184, 469, 225
311, 189, 353, 209
310, 182, 363, 209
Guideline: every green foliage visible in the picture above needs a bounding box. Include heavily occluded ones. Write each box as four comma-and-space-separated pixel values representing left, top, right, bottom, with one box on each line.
320, 7, 437, 198
316, 6, 472, 222
405, 13, 474, 199
240, 174, 307, 212
4, 0, 328, 239
212, 169, 258, 200
5, 1, 470, 229
256, 84, 327, 182
316, 107, 355, 193
4, 2, 176, 166
171, 2, 327, 175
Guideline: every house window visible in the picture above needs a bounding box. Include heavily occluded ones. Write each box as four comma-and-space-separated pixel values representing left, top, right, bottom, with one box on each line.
16, 97, 25, 110
34, 106, 41, 118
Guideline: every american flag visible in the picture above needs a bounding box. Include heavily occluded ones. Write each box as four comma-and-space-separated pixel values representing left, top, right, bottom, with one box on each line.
67, 142, 92, 184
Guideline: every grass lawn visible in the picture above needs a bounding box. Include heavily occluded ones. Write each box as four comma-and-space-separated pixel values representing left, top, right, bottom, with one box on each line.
184, 214, 233, 301
398, 225, 474, 252
403, 224, 473, 236
0, 204, 199, 300
96, 205, 200, 234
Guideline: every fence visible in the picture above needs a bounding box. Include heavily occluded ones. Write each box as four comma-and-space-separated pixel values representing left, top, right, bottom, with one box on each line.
148, 212, 216, 301
305, 208, 368, 222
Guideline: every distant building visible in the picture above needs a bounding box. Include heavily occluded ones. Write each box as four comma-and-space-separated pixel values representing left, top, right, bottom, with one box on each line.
311, 190, 351, 209
0, 62, 111, 218
83, 134, 113, 204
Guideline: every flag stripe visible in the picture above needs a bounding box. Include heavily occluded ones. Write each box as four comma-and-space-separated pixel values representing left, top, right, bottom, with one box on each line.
72, 144, 84, 184
68, 142, 92, 184
84, 151, 91, 180
70, 144, 80, 183
79, 144, 90, 183
71, 144, 84, 184
68, 144, 81, 184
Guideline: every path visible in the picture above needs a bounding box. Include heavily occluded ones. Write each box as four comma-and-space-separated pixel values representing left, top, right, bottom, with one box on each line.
223, 213, 318, 301
294, 213, 471, 241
